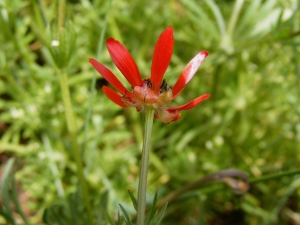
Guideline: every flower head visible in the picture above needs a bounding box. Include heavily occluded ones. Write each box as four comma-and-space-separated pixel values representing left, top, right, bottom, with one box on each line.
89, 26, 210, 123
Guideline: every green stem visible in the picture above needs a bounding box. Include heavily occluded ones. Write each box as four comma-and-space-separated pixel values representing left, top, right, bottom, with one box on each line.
58, 72, 94, 225
57, 0, 65, 30
137, 107, 155, 225
250, 168, 300, 184
82, 0, 112, 155
42, 134, 65, 198
200, 168, 300, 195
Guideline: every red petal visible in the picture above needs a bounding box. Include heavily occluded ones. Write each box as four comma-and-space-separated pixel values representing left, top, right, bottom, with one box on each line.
102, 86, 127, 108
150, 26, 174, 94
168, 94, 210, 111
106, 38, 143, 87
89, 58, 129, 95
172, 51, 208, 99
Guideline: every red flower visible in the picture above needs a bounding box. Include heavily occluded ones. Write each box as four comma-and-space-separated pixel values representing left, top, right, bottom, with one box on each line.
89, 26, 210, 123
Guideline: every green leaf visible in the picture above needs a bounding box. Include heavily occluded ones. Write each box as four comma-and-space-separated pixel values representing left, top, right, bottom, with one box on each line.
128, 190, 137, 211
1, 158, 16, 225
42, 208, 50, 224
146, 191, 158, 225
181, 0, 219, 39
0, 209, 15, 225
205, 0, 226, 37
99, 207, 115, 225
235, 0, 262, 38
116, 211, 124, 225
156, 202, 168, 225
227, 0, 245, 37
11, 174, 29, 224
119, 204, 133, 225
250, 8, 282, 37
49, 206, 68, 225
43, 204, 71, 225
67, 194, 79, 225
198, 197, 207, 225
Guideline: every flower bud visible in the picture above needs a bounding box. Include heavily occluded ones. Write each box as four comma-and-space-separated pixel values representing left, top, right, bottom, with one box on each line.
48, 21, 76, 69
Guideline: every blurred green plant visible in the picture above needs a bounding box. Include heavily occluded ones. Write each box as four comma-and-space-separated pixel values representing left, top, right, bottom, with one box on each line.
0, 158, 29, 225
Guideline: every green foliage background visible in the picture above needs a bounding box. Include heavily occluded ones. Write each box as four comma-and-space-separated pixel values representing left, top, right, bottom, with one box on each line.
0, 0, 299, 224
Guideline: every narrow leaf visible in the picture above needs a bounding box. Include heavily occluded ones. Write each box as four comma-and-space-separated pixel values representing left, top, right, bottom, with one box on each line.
146, 191, 158, 225
2, 158, 15, 225
42, 208, 51, 224
50, 206, 68, 225
0, 209, 15, 225
11, 174, 29, 224
68, 194, 79, 225
181, 0, 219, 39
116, 211, 124, 225
99, 207, 115, 225
128, 190, 137, 211
205, 0, 226, 37
198, 198, 207, 225
119, 204, 133, 225
235, 0, 261, 36
156, 202, 168, 225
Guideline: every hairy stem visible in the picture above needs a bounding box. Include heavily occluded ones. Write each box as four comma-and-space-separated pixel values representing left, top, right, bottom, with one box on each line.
59, 71, 94, 225
57, 0, 65, 30
136, 107, 155, 225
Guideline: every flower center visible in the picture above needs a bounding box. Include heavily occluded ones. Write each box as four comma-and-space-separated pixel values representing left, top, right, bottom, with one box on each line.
121, 79, 174, 117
